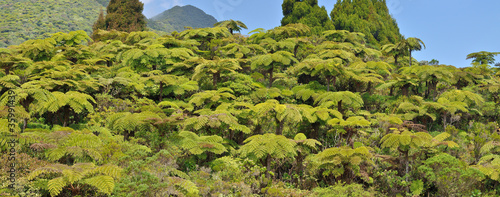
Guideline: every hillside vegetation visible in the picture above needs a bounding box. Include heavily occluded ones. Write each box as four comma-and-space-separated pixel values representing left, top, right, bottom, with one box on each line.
0, 0, 107, 48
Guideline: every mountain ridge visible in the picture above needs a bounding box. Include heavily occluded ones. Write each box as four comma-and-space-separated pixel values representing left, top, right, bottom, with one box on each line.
148, 5, 218, 33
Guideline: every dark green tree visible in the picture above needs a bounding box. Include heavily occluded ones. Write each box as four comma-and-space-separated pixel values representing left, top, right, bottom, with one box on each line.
104, 0, 147, 32
281, 0, 334, 34
330, 0, 402, 47
92, 8, 106, 39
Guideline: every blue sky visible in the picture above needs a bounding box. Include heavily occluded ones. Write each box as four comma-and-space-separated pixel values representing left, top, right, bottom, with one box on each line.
140, 0, 500, 68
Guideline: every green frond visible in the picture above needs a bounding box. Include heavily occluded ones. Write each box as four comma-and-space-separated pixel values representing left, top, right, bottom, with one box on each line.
48, 177, 65, 197
432, 132, 451, 142
178, 131, 227, 155
84, 175, 115, 195
240, 133, 297, 160
168, 177, 200, 196
481, 141, 500, 154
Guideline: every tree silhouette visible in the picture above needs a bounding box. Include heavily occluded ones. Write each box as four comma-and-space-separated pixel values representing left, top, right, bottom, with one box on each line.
467, 51, 500, 65
214, 20, 248, 35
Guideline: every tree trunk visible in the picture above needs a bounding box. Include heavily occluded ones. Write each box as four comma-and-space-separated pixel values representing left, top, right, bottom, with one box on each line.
254, 124, 262, 135
213, 73, 220, 88
394, 55, 399, 66
402, 84, 409, 97
63, 106, 70, 127
338, 100, 343, 115
295, 152, 304, 185
409, 50, 412, 67
268, 67, 274, 88
310, 122, 320, 139
266, 154, 272, 179
276, 120, 284, 135
442, 113, 447, 130
22, 118, 27, 133
159, 81, 163, 101
21, 99, 31, 132
326, 77, 331, 92
366, 81, 372, 93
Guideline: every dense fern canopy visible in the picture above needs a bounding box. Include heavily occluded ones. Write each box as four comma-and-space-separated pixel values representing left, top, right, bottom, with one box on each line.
1, 2, 500, 195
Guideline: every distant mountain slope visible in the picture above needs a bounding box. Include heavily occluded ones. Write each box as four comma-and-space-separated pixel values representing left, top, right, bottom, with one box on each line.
148, 5, 218, 33
0, 0, 107, 48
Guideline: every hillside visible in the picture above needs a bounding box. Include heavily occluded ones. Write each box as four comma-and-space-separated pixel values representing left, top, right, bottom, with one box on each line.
0, 0, 107, 48
148, 5, 218, 33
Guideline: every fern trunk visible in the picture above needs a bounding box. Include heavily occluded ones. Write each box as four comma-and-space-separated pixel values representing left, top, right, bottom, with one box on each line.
268, 67, 274, 88
63, 106, 70, 127
265, 154, 272, 179
295, 152, 304, 184
401, 84, 410, 97
21, 99, 31, 133
409, 50, 412, 67
310, 122, 320, 139
366, 81, 372, 93
337, 100, 343, 115
159, 81, 163, 101
213, 72, 220, 88
442, 113, 447, 130
276, 120, 284, 135
326, 76, 336, 92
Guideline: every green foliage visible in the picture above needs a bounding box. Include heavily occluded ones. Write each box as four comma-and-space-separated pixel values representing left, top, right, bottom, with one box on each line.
214, 20, 248, 35
313, 146, 373, 183
467, 51, 500, 65
28, 162, 122, 196
106, 111, 161, 140
103, 0, 147, 32
0, 0, 105, 48
330, 0, 402, 47
417, 153, 484, 196
311, 182, 376, 197
281, 0, 334, 34
178, 131, 227, 155
2, 13, 500, 196
240, 133, 297, 160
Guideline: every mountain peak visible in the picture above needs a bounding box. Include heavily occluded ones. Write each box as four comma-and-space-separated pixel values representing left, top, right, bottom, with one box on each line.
148, 4, 218, 33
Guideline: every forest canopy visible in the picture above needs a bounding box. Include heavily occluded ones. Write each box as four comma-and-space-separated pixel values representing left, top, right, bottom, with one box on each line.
1, 0, 500, 196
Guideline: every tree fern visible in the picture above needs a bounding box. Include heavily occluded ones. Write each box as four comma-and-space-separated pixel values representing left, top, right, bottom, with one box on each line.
188, 88, 235, 109
28, 162, 122, 197
313, 146, 373, 183
239, 133, 296, 178
314, 91, 363, 115
106, 111, 161, 140
178, 130, 227, 155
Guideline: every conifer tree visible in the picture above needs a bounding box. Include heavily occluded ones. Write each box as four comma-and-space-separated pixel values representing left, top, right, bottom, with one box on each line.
101, 0, 147, 32
331, 0, 402, 47
281, 0, 334, 34
92, 8, 106, 35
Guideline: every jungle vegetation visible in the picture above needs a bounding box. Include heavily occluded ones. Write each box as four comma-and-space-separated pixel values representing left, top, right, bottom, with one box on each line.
1, 0, 500, 197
